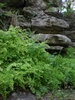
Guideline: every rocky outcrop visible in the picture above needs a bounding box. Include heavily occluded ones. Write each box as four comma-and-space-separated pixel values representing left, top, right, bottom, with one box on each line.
62, 31, 75, 47
32, 34, 71, 51
31, 14, 69, 34
18, 15, 31, 28
32, 33, 72, 51
9, 0, 72, 51
21, 5, 69, 34
20, 7, 69, 34
0, 0, 74, 51
32, 34, 71, 45
23, 7, 44, 17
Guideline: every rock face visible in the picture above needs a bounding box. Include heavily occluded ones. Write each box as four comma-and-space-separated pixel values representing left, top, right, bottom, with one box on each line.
62, 31, 75, 47
23, 7, 44, 17
22, 6, 69, 34
62, 31, 75, 41
21, 0, 69, 35
0, 0, 73, 50
20, 0, 72, 51
31, 14, 69, 34
18, 15, 31, 28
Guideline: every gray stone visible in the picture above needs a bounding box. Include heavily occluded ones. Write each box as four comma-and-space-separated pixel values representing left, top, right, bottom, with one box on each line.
31, 14, 69, 34
32, 34, 71, 46
62, 31, 75, 41
7, 92, 36, 100
49, 46, 64, 50
23, 7, 44, 17
71, 42, 75, 47
18, 15, 31, 28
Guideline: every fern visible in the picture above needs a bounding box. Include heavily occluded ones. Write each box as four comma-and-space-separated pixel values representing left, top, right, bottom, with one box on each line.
0, 26, 75, 100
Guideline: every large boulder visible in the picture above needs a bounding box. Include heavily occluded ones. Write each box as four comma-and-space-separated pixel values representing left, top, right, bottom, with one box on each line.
31, 14, 69, 34
32, 34, 71, 46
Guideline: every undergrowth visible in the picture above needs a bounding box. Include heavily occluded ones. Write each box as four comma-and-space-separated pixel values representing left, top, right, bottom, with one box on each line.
0, 26, 75, 100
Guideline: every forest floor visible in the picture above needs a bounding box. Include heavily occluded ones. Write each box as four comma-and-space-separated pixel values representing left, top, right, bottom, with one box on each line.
6, 89, 75, 100
41, 89, 75, 100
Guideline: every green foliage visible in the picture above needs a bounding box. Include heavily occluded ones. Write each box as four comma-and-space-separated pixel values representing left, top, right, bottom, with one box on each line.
64, 46, 75, 58
63, 8, 74, 17
0, 26, 54, 99
0, 3, 6, 8
0, 26, 75, 100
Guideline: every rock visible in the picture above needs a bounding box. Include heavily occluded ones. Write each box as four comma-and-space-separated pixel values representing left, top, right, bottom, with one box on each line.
49, 34, 71, 45
49, 46, 64, 50
44, 7, 63, 18
23, 7, 44, 18
18, 15, 31, 28
45, 7, 59, 14
31, 14, 69, 34
26, 0, 46, 9
7, 92, 36, 100
62, 31, 75, 47
62, 31, 75, 41
32, 34, 71, 46
71, 42, 75, 47
46, 46, 64, 54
